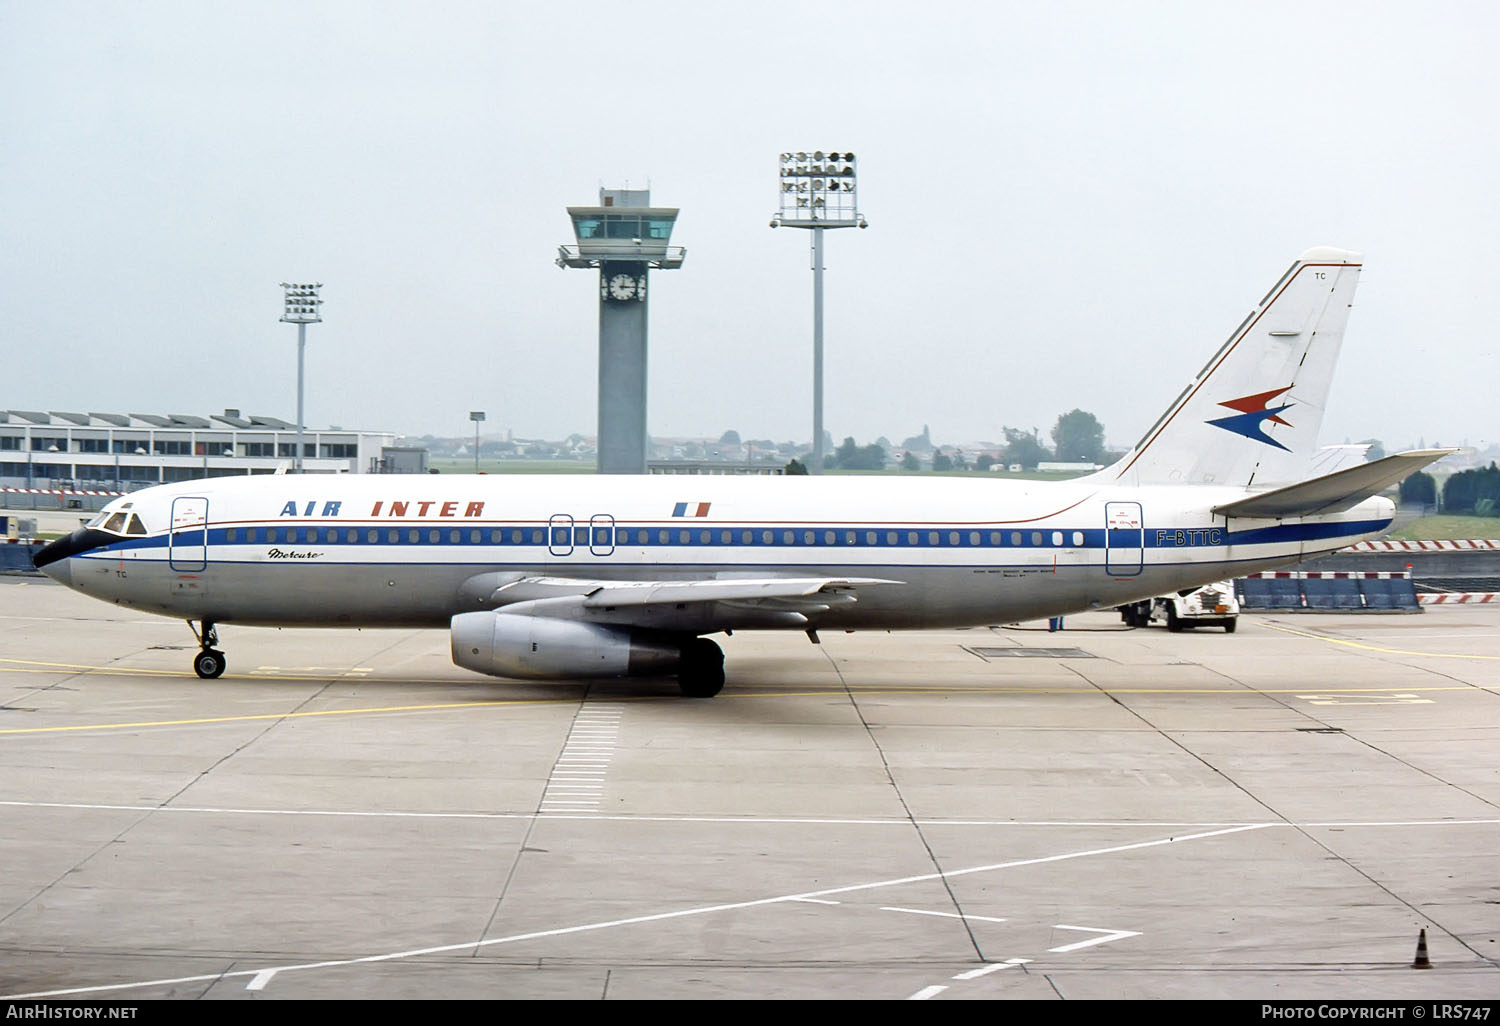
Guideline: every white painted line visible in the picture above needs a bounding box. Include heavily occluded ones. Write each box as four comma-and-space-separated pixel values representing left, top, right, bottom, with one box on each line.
1048, 925, 1142, 953
908, 985, 948, 1000
788, 897, 840, 905
0, 823, 1277, 1001
881, 906, 1008, 924
5, 801, 1496, 830
952, 958, 1030, 981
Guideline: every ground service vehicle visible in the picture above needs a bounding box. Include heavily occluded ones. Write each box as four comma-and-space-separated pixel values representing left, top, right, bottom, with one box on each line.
1118, 582, 1239, 632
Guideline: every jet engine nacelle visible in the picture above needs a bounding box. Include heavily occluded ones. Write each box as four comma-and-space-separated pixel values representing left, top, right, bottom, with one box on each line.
450, 611, 682, 680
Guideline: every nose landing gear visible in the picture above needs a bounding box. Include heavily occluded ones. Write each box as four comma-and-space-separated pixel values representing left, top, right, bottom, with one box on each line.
189, 620, 226, 679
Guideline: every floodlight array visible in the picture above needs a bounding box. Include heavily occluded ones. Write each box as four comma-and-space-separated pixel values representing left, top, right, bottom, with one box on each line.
776, 151, 860, 224
279, 282, 324, 323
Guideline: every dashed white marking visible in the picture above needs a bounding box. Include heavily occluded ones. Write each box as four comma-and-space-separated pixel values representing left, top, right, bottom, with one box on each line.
539, 704, 625, 811
881, 906, 1008, 924
1047, 925, 1142, 953
1298, 693, 1434, 706
952, 958, 1030, 981
908, 985, 948, 1000
246, 969, 278, 991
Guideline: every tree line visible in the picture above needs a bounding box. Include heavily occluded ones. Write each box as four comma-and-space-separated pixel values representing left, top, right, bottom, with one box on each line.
1404, 464, 1500, 516
814, 409, 1112, 472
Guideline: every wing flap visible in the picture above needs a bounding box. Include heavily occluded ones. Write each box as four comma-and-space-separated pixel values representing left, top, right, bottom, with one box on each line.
489, 575, 900, 632
1211, 449, 1454, 518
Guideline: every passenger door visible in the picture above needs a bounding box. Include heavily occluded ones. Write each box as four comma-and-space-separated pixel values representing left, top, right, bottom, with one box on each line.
1104, 501, 1143, 577
169, 496, 209, 572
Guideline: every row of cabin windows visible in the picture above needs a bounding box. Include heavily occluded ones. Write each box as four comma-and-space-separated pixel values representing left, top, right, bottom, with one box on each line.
218, 526, 1091, 547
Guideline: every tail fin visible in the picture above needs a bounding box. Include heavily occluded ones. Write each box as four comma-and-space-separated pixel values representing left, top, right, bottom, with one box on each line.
1110, 247, 1362, 488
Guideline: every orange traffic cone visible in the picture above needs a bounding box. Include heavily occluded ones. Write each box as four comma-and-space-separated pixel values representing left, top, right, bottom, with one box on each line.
1411, 928, 1432, 969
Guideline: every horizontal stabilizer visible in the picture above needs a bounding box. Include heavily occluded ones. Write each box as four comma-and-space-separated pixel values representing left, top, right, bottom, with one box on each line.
1211, 449, 1455, 518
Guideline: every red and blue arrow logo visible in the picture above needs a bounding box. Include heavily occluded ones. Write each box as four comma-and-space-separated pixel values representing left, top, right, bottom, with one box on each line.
1207, 386, 1294, 450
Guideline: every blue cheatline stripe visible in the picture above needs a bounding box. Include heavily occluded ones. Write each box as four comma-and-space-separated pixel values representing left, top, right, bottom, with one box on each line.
91, 518, 1390, 558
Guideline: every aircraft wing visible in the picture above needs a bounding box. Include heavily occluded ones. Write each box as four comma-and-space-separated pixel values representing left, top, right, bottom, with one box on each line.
485, 575, 904, 631
1211, 449, 1454, 519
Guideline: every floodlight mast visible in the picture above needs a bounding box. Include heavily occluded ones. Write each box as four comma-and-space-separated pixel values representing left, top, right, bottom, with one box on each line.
470, 411, 486, 474
279, 282, 323, 473
770, 152, 866, 475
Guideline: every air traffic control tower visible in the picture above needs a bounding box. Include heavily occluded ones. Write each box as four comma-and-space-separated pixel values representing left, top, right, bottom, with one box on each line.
558, 189, 685, 474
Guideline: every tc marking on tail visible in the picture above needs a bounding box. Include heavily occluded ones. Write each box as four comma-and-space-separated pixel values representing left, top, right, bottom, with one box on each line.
1206, 385, 1294, 450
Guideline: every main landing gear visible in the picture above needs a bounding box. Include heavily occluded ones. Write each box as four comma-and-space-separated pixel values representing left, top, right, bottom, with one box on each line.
189, 620, 226, 679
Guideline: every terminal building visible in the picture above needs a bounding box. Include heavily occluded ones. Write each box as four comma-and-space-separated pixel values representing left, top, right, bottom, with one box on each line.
0, 409, 406, 495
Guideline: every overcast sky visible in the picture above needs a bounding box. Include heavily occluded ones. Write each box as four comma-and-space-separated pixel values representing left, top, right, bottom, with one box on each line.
3, 1, 1495, 453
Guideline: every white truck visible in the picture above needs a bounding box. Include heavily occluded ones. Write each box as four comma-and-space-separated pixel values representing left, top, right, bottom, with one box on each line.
1117, 581, 1239, 632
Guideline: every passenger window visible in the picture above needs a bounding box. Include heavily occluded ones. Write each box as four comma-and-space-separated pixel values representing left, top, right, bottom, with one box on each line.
1072, 531, 1083, 546
346, 529, 357, 543
1011, 532, 1022, 545
948, 532, 960, 546
368, 529, 379, 543
1052, 531, 1063, 546
226, 528, 238, 543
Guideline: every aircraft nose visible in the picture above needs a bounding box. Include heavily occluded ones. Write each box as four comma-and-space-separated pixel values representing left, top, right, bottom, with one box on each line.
37, 553, 73, 587
33, 528, 101, 586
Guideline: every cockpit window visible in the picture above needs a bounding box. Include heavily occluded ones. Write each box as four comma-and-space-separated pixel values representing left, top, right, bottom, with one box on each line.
88, 510, 148, 536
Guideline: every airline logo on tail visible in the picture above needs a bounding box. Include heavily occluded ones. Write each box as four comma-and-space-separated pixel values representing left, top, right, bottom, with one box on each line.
1206, 386, 1295, 451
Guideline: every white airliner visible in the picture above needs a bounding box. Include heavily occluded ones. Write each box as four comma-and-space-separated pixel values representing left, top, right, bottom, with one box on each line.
34, 248, 1448, 696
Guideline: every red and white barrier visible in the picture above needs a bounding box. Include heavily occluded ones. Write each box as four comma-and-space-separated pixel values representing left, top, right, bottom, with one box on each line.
1, 487, 124, 497
1344, 539, 1500, 551
1418, 593, 1500, 604
1245, 571, 1410, 579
